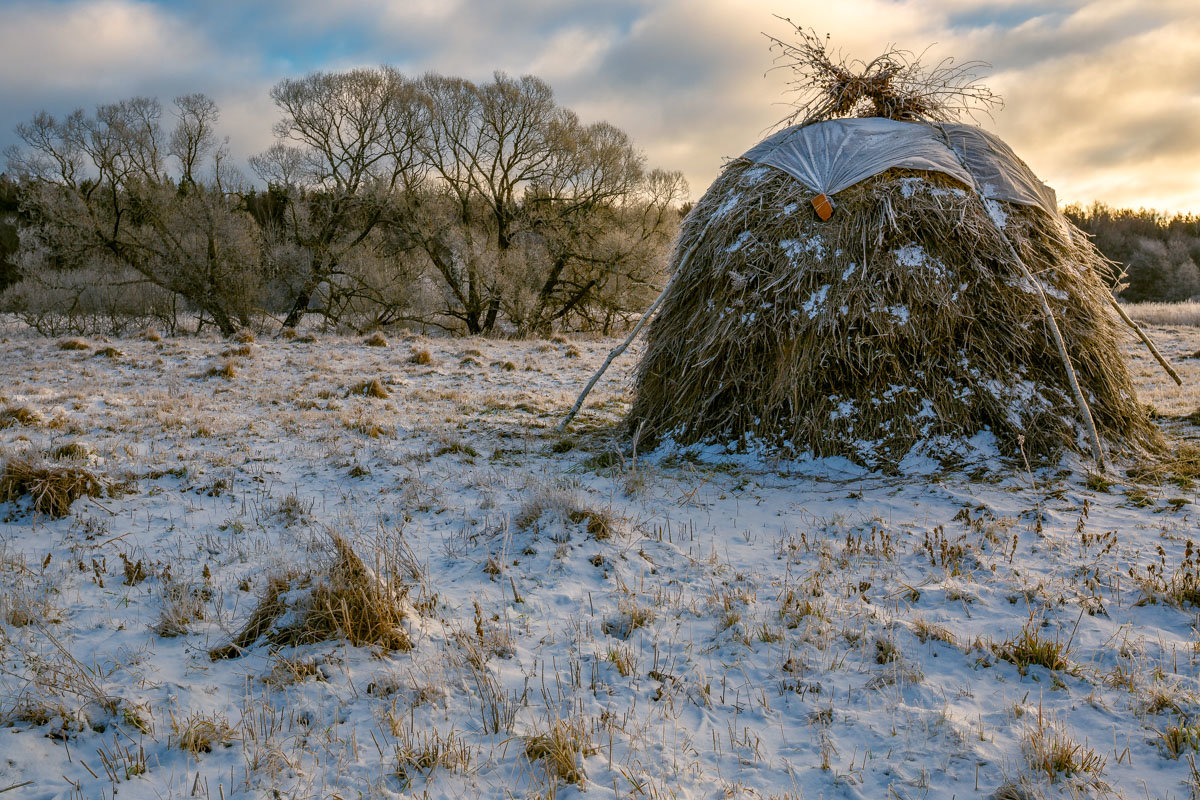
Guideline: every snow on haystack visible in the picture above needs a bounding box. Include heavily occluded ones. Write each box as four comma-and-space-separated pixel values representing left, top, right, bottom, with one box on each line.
629, 164, 1161, 470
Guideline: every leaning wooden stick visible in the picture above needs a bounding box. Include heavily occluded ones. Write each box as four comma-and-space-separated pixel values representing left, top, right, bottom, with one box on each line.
1105, 294, 1183, 386
557, 274, 676, 432
1004, 238, 1106, 470
935, 126, 1105, 469
558, 220, 714, 431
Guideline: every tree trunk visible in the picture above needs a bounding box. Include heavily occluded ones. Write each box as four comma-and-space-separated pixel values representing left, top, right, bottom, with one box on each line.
482, 297, 500, 334
282, 292, 309, 329
208, 304, 237, 337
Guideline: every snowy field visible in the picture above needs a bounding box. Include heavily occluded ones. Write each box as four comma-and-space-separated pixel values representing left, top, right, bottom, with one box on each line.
0, 320, 1199, 800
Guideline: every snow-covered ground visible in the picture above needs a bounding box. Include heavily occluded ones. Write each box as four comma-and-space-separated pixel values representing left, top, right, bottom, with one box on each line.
0, 320, 1198, 800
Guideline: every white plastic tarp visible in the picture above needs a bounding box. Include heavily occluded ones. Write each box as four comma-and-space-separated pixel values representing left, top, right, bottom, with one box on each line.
939, 124, 1057, 212
740, 118, 1056, 214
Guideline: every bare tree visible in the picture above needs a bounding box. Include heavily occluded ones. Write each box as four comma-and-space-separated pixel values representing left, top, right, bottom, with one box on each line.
514, 120, 686, 334
170, 93, 221, 191
251, 66, 427, 328
6, 95, 261, 336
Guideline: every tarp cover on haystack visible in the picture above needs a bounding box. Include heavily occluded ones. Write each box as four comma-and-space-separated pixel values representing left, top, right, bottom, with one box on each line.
740, 118, 1057, 213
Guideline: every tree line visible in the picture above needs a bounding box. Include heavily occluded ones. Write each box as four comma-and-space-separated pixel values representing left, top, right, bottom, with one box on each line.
0, 68, 687, 337
1064, 203, 1200, 303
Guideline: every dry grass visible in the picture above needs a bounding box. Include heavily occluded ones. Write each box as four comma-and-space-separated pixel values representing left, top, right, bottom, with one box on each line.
0, 457, 107, 518
602, 596, 655, 639
209, 535, 411, 659
409, 348, 433, 365
364, 332, 388, 347
205, 360, 238, 379
394, 728, 473, 787
0, 406, 42, 428
153, 579, 211, 637
1127, 442, 1200, 491
349, 378, 390, 399
170, 711, 239, 754
993, 617, 1073, 673
1023, 709, 1107, 787
1158, 721, 1200, 759
514, 486, 616, 540
1132, 538, 1200, 607
1124, 301, 1200, 328
524, 716, 593, 787
628, 164, 1161, 467
48, 441, 91, 461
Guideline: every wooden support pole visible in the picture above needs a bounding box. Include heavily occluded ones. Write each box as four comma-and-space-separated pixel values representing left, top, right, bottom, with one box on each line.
1105, 294, 1183, 386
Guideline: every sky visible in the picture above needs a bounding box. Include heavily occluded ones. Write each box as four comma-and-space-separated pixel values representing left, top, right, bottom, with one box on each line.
0, 0, 1197, 213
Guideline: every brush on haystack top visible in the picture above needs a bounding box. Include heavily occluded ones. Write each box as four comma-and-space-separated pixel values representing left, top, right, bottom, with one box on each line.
564, 25, 1172, 470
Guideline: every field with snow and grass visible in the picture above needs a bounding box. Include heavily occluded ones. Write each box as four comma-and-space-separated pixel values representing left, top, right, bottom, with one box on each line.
0, 318, 1199, 800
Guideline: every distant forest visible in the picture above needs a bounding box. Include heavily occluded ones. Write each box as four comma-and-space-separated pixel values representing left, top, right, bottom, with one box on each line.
1064, 203, 1200, 303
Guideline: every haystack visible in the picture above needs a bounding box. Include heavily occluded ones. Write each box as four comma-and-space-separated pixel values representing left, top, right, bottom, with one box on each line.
569, 31, 1172, 469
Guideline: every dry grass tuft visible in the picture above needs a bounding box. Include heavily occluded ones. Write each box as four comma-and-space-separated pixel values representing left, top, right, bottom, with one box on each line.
57, 338, 90, 351
514, 486, 617, 540
0, 457, 107, 518
1023, 710, 1107, 787
409, 348, 433, 366
602, 596, 655, 639
364, 332, 389, 347
524, 716, 593, 787
1132, 539, 1200, 607
1127, 442, 1200, 491
142, 328, 161, 342
154, 580, 211, 637
993, 618, 1072, 673
170, 711, 239, 754
1158, 720, 1200, 758
209, 535, 411, 659
394, 728, 473, 787
349, 378, 390, 399
234, 329, 255, 343
205, 360, 238, 379
0, 406, 42, 429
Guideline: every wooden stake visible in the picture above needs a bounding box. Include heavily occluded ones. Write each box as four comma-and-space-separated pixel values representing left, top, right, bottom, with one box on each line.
936, 125, 1105, 469
558, 217, 716, 431
1105, 294, 1183, 386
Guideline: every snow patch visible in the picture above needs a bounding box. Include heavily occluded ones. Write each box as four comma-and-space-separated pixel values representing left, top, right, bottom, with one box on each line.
984, 198, 1008, 229
781, 235, 827, 262
801, 285, 830, 317
726, 231, 754, 253
714, 192, 741, 219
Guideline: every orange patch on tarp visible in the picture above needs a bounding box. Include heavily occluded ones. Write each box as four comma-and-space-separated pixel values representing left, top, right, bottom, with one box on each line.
811, 193, 833, 220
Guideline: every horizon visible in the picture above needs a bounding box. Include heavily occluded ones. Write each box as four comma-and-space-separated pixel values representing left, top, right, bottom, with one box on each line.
0, 0, 1197, 213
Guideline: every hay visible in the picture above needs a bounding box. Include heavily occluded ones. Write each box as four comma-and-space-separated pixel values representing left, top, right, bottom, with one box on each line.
627, 163, 1162, 469
0, 457, 106, 518
209, 535, 411, 659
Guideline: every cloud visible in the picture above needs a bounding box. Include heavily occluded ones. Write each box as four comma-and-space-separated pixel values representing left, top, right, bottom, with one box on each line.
0, 0, 1196, 212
